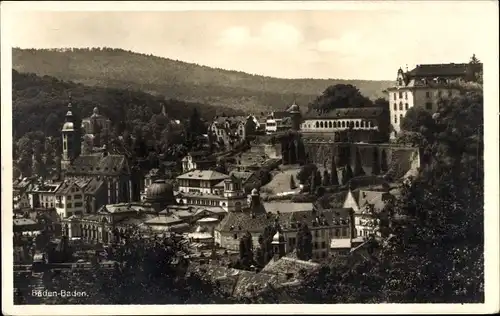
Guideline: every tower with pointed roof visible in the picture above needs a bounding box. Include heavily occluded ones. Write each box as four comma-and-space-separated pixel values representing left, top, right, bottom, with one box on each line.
287, 101, 302, 131
61, 96, 81, 171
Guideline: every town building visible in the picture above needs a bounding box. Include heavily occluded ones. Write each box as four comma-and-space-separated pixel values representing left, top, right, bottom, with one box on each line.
176, 173, 248, 213
81, 107, 112, 154
181, 151, 217, 173
342, 188, 398, 239
299, 107, 387, 143
215, 189, 354, 260
209, 116, 256, 148
212, 170, 259, 191
265, 111, 292, 134
27, 181, 61, 210
62, 203, 158, 243
176, 169, 230, 194
53, 179, 86, 218
386, 59, 483, 138
13, 178, 34, 209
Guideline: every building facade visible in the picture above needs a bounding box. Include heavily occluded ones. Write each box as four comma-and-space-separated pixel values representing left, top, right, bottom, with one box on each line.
300, 107, 387, 143
215, 190, 354, 261
176, 170, 230, 194
181, 151, 217, 173
176, 174, 248, 213
386, 60, 483, 138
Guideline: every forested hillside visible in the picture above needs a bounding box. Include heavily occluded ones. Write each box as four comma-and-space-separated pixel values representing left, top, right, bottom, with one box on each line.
12, 70, 243, 140
12, 48, 393, 113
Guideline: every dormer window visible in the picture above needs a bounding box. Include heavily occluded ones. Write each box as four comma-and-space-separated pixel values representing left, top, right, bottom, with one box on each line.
398, 78, 403, 86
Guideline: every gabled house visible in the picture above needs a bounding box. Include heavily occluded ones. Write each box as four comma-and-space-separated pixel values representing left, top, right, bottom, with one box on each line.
181, 151, 217, 173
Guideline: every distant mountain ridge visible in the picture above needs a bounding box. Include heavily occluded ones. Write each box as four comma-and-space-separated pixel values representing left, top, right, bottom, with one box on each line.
12, 47, 393, 113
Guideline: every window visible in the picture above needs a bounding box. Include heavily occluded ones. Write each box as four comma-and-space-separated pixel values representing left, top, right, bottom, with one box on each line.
67, 212, 73, 217
393, 103, 397, 111
333, 121, 337, 128
322, 252, 326, 258
74, 194, 82, 199
360, 121, 365, 128
404, 92, 408, 100
405, 103, 409, 110
334, 229, 339, 237
398, 78, 403, 86
67, 196, 72, 200
425, 102, 433, 110
67, 203, 72, 208
314, 230, 319, 237
315, 122, 319, 128
438, 90, 442, 97
74, 202, 83, 207
314, 242, 318, 249
394, 115, 398, 123
320, 121, 324, 128
399, 102, 403, 110
355, 121, 359, 128
394, 92, 397, 100
233, 233, 238, 239
399, 114, 403, 123
426, 91, 431, 98
321, 241, 326, 248
399, 91, 403, 98
329, 121, 333, 128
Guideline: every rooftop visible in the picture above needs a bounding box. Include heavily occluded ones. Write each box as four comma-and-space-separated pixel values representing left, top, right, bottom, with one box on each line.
304, 107, 385, 120
67, 154, 129, 176
330, 238, 352, 249
261, 256, 320, 277
177, 170, 229, 181
407, 63, 471, 78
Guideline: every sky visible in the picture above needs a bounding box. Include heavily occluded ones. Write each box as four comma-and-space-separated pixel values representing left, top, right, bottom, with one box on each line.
5, 1, 498, 80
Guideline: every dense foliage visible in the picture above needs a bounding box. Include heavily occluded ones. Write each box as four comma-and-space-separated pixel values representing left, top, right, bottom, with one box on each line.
295, 224, 313, 261
13, 48, 392, 113
308, 84, 376, 113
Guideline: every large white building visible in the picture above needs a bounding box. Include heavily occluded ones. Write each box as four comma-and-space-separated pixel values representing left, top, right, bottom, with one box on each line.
386, 59, 482, 138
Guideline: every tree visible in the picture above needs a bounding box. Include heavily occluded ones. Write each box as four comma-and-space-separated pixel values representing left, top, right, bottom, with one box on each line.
290, 175, 297, 190
239, 231, 254, 269
342, 164, 353, 185
371, 147, 380, 175
309, 84, 373, 114
322, 170, 330, 187
288, 141, 297, 165
296, 224, 313, 261
297, 163, 317, 184
256, 225, 278, 267
400, 107, 436, 139
330, 157, 339, 185
310, 172, 317, 194
374, 98, 391, 142
314, 170, 322, 187
380, 149, 388, 173
353, 149, 365, 177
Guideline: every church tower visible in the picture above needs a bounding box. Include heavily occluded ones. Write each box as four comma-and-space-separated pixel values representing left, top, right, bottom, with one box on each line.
61, 97, 80, 171
288, 101, 302, 131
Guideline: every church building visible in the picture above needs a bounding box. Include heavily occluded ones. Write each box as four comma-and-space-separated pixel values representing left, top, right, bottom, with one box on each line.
59, 97, 134, 206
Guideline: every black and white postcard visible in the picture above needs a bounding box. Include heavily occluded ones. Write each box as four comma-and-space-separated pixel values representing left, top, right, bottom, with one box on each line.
1, 1, 499, 315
